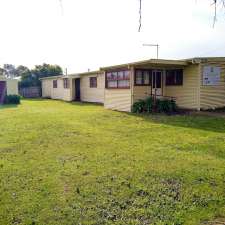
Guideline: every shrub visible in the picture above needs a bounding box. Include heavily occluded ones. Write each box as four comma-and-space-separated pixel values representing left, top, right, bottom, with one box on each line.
4, 95, 21, 105
145, 97, 153, 113
132, 99, 146, 113
132, 97, 177, 114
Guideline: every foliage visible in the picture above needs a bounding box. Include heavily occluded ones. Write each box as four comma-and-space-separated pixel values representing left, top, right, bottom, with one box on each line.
132, 97, 177, 114
0, 63, 62, 88
156, 99, 177, 113
4, 95, 21, 104
145, 96, 154, 113
0, 99, 225, 224
19, 64, 62, 88
0, 64, 18, 78
132, 99, 146, 113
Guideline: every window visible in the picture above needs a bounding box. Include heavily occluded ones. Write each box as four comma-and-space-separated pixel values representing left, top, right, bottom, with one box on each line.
90, 77, 97, 88
166, 69, 183, 86
135, 70, 152, 85
63, 78, 69, 89
53, 80, 57, 88
106, 70, 130, 88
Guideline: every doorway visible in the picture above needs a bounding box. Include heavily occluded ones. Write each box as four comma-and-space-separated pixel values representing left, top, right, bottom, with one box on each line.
0, 81, 6, 104
75, 78, 80, 101
152, 70, 163, 96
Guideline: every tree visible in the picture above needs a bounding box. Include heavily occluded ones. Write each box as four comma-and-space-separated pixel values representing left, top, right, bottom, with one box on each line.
16, 65, 30, 77
2, 64, 17, 78
31, 63, 62, 79
19, 63, 62, 88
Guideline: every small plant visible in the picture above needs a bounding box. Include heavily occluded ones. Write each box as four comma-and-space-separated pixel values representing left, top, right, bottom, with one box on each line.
132, 97, 177, 114
145, 97, 153, 113
132, 100, 146, 113
4, 95, 21, 105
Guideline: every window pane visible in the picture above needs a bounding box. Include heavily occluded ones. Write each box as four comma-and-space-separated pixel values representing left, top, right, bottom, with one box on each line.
90, 77, 97, 88
156, 72, 161, 88
166, 70, 183, 85
135, 70, 142, 85
118, 71, 124, 80
176, 70, 183, 85
53, 80, 57, 88
118, 80, 129, 88
143, 71, 150, 85
124, 71, 130, 79
63, 78, 69, 88
107, 72, 112, 80
112, 72, 117, 80
107, 80, 117, 88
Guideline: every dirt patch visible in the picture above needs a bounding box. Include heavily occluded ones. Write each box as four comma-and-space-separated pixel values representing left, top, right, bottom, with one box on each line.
204, 218, 225, 225
191, 111, 225, 118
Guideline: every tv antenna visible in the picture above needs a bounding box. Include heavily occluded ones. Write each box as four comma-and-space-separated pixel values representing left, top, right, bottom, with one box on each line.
143, 44, 159, 59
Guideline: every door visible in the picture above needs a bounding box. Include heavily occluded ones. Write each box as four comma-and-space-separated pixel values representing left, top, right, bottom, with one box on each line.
75, 78, 80, 101
152, 70, 162, 96
0, 81, 6, 104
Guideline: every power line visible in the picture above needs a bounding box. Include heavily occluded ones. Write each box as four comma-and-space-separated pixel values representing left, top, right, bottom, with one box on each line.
138, 0, 142, 32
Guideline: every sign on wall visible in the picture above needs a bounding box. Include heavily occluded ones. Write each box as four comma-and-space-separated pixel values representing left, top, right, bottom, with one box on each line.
203, 66, 221, 86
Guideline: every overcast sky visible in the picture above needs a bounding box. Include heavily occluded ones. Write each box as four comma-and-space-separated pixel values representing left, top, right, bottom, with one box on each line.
0, 0, 224, 73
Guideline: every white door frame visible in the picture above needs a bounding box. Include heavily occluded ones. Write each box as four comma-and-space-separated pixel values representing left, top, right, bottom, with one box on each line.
152, 69, 163, 96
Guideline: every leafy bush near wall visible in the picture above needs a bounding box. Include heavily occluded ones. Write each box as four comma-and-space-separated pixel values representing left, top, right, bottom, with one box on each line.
156, 99, 177, 113
132, 97, 177, 114
4, 95, 21, 105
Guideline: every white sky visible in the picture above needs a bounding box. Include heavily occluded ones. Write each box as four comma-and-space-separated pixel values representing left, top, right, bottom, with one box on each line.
0, 0, 224, 73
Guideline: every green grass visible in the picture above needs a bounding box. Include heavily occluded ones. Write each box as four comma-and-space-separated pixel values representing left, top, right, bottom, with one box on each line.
0, 99, 225, 225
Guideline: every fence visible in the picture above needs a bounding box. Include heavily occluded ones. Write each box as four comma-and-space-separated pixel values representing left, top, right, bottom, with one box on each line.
19, 86, 41, 98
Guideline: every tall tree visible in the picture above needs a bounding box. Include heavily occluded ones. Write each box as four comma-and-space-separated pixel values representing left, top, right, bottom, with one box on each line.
19, 64, 62, 88
3, 64, 17, 78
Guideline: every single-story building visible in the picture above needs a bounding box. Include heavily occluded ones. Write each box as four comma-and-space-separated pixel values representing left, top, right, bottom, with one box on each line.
41, 57, 225, 112
40, 71, 105, 104
0, 75, 19, 104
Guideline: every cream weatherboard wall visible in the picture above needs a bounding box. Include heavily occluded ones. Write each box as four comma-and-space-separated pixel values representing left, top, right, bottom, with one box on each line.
133, 85, 152, 103
0, 76, 18, 95
42, 78, 72, 101
6, 79, 18, 95
42, 79, 52, 98
104, 89, 132, 112
164, 64, 200, 110
104, 69, 132, 112
200, 60, 225, 109
80, 73, 105, 103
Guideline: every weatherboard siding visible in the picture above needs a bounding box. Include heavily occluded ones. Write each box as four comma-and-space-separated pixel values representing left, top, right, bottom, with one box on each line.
104, 89, 132, 112
164, 64, 200, 109
6, 79, 18, 95
80, 73, 105, 103
0, 76, 18, 95
133, 85, 152, 103
42, 78, 72, 101
200, 61, 225, 109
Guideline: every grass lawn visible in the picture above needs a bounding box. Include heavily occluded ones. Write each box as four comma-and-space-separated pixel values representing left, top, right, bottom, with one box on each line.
0, 99, 225, 225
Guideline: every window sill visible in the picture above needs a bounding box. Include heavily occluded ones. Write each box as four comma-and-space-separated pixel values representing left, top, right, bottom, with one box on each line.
134, 84, 151, 86
106, 87, 130, 89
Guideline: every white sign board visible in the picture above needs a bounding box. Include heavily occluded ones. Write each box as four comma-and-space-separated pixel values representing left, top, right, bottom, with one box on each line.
203, 66, 221, 86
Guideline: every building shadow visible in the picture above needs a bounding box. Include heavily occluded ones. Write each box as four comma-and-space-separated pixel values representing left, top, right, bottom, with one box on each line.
0, 104, 18, 109
127, 112, 225, 134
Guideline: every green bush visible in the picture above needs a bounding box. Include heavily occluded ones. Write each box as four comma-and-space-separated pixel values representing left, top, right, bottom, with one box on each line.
145, 97, 153, 113
132, 99, 146, 113
132, 97, 177, 114
4, 95, 21, 105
